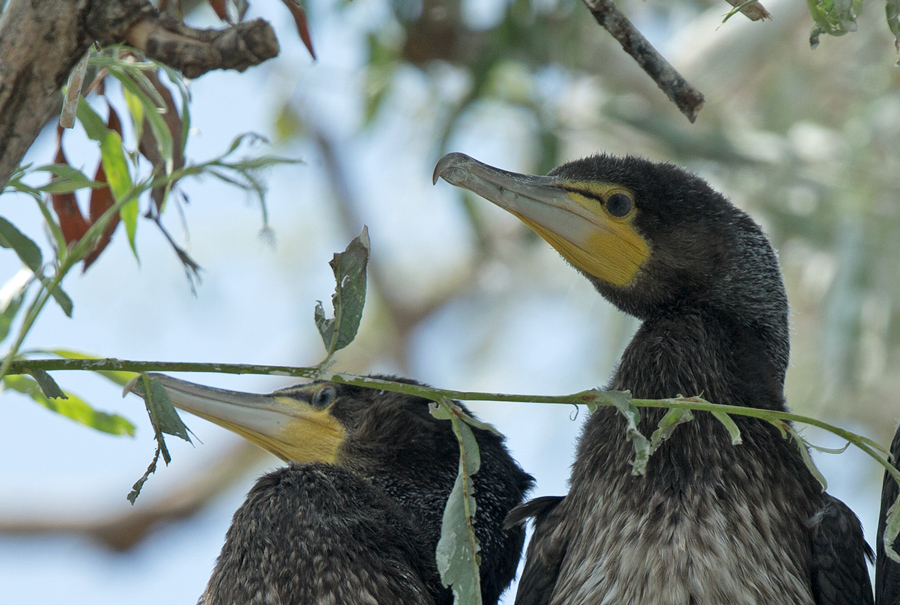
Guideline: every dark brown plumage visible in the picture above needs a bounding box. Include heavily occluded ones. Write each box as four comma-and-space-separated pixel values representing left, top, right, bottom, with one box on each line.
435, 152, 874, 605
139, 374, 533, 605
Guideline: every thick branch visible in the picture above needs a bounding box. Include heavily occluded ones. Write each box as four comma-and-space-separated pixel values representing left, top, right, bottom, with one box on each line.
581, 0, 705, 122
0, 0, 279, 191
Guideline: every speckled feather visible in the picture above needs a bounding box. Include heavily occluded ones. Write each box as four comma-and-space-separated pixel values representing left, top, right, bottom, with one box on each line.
509, 155, 873, 605
201, 379, 534, 605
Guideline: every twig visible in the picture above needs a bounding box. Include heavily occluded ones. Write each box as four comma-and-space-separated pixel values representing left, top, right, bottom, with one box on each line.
580, 0, 705, 122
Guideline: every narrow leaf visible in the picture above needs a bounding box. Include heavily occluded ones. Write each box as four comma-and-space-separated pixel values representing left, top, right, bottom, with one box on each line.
885, 492, 900, 563
649, 407, 694, 453
603, 390, 650, 475
0, 271, 28, 343
281, 0, 316, 59
209, 0, 229, 21
127, 446, 161, 504
83, 162, 120, 270
27, 368, 67, 399
315, 227, 370, 361
49, 126, 89, 245
0, 217, 42, 273
712, 410, 743, 445
3, 375, 135, 436
435, 402, 482, 605
790, 430, 828, 490
135, 374, 192, 443
39, 278, 74, 317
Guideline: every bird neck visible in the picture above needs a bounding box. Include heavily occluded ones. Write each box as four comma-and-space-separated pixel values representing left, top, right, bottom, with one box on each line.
609, 303, 788, 411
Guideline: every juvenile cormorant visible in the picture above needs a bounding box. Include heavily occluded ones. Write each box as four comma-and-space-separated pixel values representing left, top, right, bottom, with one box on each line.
877, 425, 900, 604
137, 374, 533, 605
434, 152, 874, 605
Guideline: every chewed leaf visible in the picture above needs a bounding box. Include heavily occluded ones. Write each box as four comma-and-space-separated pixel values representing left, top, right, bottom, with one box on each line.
603, 390, 650, 475
435, 402, 483, 605
712, 410, 742, 445
315, 227, 370, 363
650, 407, 693, 453
134, 374, 192, 444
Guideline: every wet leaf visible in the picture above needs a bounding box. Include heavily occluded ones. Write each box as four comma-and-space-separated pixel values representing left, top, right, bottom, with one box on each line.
314, 227, 369, 362
649, 407, 693, 454
281, 0, 316, 59
435, 402, 482, 605
0, 217, 42, 273
712, 410, 743, 445
3, 375, 135, 436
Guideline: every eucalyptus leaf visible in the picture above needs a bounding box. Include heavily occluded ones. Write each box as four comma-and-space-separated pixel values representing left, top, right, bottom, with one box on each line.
315, 227, 370, 362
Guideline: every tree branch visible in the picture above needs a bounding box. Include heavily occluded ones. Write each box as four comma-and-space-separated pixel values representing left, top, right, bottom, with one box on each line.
0, 0, 279, 191
581, 0, 705, 122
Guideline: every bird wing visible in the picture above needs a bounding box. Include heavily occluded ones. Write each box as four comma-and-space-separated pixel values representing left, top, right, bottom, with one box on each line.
504, 495, 567, 605
876, 426, 900, 605
809, 494, 874, 605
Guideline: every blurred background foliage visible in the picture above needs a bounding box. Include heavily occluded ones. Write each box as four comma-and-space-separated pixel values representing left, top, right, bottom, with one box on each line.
2, 0, 900, 601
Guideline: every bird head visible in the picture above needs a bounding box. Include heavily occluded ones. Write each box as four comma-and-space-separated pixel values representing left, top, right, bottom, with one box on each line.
129, 373, 533, 602
434, 152, 789, 375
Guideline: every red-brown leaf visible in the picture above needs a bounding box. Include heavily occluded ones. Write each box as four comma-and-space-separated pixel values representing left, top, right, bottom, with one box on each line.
208, 0, 229, 21
83, 162, 121, 271
136, 70, 185, 212
50, 125, 89, 245
282, 0, 316, 60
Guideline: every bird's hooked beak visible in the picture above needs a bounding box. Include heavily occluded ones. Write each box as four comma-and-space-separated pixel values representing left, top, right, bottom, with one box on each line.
129, 374, 345, 463
433, 152, 649, 286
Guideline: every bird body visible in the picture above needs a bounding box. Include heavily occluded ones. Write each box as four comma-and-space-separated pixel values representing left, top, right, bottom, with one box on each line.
435, 152, 873, 605
136, 375, 533, 605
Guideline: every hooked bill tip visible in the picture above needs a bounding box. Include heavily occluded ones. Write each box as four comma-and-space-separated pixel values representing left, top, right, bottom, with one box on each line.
432, 152, 475, 185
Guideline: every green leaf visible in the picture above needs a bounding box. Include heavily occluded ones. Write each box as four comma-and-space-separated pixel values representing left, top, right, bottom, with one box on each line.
435, 402, 483, 605
603, 390, 651, 476
649, 407, 693, 454
315, 227, 370, 363
0, 217, 42, 273
806, 0, 861, 47
790, 430, 828, 490
128, 446, 161, 505
39, 277, 73, 317
885, 491, 900, 563
805, 440, 851, 455
33, 164, 104, 193
27, 368, 67, 399
0, 270, 29, 343
134, 374, 192, 445
3, 375, 135, 436
76, 97, 108, 140
712, 410, 743, 445
888, 0, 900, 52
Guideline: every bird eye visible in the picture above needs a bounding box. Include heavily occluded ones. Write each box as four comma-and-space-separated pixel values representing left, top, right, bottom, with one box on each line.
606, 193, 633, 217
312, 387, 336, 409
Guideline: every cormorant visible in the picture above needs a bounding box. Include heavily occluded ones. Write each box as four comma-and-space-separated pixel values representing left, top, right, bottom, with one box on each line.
434, 152, 874, 605
136, 374, 533, 605
877, 425, 900, 604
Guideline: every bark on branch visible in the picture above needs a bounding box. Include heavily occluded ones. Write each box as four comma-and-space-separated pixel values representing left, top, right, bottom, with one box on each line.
0, 0, 279, 191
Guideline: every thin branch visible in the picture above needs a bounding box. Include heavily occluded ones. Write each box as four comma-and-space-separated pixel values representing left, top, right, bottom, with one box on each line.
580, 0, 705, 122
5, 356, 898, 484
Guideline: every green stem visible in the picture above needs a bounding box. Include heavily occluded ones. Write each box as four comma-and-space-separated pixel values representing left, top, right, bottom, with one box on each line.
5, 356, 899, 486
